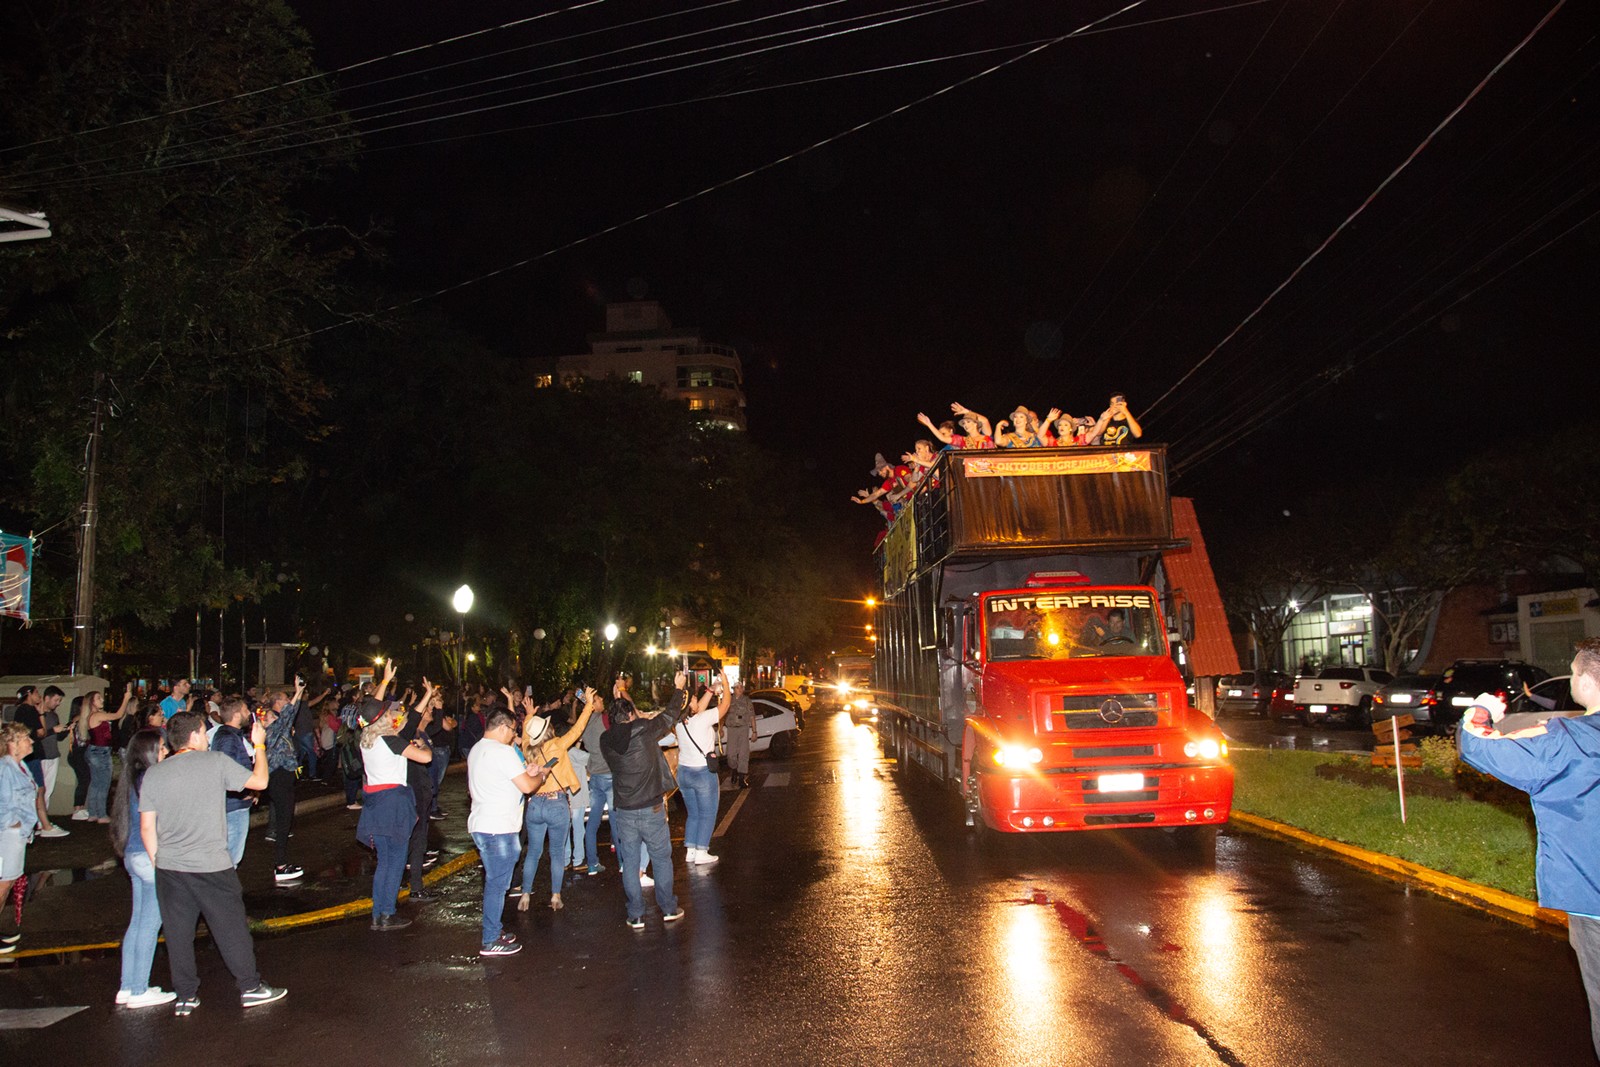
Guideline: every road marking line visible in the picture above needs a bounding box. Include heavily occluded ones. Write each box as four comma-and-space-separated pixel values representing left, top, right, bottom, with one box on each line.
712, 789, 751, 839
0, 1007, 86, 1029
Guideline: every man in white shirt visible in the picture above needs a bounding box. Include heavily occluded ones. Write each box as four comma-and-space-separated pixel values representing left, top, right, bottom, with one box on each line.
466, 706, 548, 957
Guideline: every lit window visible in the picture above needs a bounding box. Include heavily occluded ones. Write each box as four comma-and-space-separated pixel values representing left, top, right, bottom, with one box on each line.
628, 370, 643, 383
535, 374, 553, 388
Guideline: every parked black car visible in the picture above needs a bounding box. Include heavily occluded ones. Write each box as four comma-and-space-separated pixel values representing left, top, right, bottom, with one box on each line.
1369, 673, 1442, 729
1215, 670, 1292, 718
1434, 659, 1551, 731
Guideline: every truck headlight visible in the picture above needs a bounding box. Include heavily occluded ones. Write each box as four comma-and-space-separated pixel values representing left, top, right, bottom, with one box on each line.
994, 745, 1043, 768
1183, 738, 1223, 760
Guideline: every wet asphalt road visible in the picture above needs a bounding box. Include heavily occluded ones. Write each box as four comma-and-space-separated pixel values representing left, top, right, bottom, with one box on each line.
2, 712, 1593, 1066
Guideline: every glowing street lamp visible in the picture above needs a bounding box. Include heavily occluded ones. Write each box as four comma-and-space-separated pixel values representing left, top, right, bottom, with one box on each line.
453, 584, 474, 712
603, 622, 620, 643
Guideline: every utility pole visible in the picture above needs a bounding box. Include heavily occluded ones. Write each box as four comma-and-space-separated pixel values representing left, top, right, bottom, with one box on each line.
70, 372, 106, 677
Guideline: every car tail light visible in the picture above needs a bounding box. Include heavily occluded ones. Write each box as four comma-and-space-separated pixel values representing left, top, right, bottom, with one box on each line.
1339, 682, 1355, 690
1251, 688, 1259, 698
1422, 693, 1436, 705
1373, 693, 1385, 704
1494, 689, 1508, 703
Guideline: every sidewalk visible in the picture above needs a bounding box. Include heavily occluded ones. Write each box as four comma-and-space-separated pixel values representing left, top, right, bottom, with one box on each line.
2, 765, 475, 955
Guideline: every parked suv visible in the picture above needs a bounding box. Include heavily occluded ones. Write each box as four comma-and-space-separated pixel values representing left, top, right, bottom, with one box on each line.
1434, 659, 1551, 731
1294, 665, 1394, 726
1215, 670, 1292, 718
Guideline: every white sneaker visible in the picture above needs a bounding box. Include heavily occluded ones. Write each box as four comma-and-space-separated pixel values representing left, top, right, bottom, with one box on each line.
125, 988, 178, 1009
639, 871, 654, 887
696, 849, 720, 866
685, 848, 700, 865
115, 989, 131, 1005
71, 810, 92, 822
38, 826, 69, 839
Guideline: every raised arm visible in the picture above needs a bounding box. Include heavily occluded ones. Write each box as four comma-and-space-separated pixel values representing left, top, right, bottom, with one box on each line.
917, 412, 954, 444
373, 659, 398, 702
951, 403, 990, 436
556, 690, 602, 749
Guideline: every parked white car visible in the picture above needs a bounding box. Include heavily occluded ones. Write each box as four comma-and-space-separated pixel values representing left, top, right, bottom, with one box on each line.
721, 696, 799, 758
1294, 665, 1394, 726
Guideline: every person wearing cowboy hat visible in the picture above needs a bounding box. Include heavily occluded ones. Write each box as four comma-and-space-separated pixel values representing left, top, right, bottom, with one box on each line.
995, 406, 1045, 448
850, 452, 910, 524
514, 687, 600, 912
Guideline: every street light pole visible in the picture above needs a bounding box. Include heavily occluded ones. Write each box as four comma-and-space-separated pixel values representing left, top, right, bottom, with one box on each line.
453, 584, 474, 718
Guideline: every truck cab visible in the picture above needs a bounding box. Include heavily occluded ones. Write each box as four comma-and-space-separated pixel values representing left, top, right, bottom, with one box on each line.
958, 577, 1231, 832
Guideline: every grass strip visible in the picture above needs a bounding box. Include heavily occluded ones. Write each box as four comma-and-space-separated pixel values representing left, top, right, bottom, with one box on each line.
1230, 748, 1540, 900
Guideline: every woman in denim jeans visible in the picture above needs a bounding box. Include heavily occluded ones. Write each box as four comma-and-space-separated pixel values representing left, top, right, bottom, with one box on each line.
675, 676, 731, 866
516, 689, 599, 912
108, 729, 175, 1007
81, 684, 135, 822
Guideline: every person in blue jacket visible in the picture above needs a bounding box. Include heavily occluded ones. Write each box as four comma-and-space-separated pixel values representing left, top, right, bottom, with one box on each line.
1458, 637, 1600, 1058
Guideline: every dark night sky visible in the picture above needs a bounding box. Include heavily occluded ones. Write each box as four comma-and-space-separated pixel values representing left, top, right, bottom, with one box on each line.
287, 0, 1599, 554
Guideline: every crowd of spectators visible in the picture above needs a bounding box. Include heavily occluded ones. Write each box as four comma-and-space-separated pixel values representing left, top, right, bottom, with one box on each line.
0, 661, 744, 997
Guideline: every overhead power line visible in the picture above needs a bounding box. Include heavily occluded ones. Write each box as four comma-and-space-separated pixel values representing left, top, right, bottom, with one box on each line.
1142, 0, 1571, 421
250, 0, 1160, 354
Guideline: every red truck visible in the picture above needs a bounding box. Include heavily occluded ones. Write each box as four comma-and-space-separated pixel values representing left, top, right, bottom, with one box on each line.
871, 445, 1236, 841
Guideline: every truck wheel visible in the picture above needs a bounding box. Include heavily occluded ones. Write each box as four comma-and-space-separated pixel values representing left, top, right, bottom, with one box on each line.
770, 731, 796, 758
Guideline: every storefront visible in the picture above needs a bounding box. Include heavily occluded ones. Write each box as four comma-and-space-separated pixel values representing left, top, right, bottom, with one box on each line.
1519, 588, 1600, 676
1282, 593, 1377, 673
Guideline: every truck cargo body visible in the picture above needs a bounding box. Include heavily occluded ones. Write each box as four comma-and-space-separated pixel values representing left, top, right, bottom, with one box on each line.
871, 446, 1233, 834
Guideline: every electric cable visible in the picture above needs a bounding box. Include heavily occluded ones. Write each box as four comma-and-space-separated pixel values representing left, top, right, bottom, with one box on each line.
1141, 0, 1570, 421
245, 0, 1158, 355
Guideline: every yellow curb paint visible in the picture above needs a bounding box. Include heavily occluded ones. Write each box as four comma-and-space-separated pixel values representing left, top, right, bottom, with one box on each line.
254, 848, 483, 933
3, 849, 487, 958
1229, 810, 1568, 933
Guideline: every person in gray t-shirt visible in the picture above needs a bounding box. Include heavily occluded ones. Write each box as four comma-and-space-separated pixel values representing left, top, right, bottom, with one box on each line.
138, 710, 283, 1014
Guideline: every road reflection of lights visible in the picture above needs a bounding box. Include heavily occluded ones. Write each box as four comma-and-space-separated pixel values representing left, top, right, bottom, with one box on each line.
1183, 881, 1241, 1007
986, 902, 1058, 1059
833, 713, 886, 855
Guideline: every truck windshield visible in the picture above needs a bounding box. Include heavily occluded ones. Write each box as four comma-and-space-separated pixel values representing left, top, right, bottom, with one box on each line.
984, 591, 1166, 661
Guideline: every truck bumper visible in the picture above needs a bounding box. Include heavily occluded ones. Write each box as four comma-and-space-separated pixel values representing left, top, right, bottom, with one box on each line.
975, 764, 1234, 832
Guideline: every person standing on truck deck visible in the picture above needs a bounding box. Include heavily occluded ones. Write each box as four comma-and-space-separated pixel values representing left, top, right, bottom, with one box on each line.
1457, 637, 1600, 1058
724, 681, 757, 789
1092, 394, 1143, 447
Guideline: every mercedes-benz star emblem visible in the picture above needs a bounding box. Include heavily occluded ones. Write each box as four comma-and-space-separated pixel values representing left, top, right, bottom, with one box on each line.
1098, 698, 1125, 724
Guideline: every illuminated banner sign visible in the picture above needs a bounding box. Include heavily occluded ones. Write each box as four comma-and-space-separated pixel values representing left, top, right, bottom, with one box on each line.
988, 593, 1153, 612
0, 532, 33, 623
963, 451, 1154, 479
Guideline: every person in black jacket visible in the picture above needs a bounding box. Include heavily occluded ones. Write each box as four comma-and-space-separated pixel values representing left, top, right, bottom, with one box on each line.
599, 674, 688, 930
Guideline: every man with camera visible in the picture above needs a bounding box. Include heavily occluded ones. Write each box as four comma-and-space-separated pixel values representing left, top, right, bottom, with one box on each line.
601, 673, 688, 929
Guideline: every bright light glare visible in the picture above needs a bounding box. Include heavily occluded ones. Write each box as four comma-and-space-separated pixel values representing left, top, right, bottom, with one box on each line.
465, 652, 476, 663
1046, 632, 1060, 646
1184, 738, 1222, 760
603, 623, 620, 642
994, 745, 1043, 768
646, 644, 658, 656
373, 656, 384, 665
452, 584, 474, 614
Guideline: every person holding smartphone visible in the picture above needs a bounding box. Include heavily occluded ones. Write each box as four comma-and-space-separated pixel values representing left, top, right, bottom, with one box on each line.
515, 686, 599, 912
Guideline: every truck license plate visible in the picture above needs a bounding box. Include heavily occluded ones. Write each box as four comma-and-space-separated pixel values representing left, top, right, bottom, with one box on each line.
1309, 705, 1327, 714
1097, 772, 1145, 793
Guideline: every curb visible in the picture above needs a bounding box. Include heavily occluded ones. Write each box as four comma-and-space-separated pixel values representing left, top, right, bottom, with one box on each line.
1, 849, 483, 959
1228, 809, 1569, 934
3, 763, 476, 960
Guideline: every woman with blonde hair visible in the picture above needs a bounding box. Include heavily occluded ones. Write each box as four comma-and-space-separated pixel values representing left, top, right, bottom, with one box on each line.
355, 663, 433, 931
516, 686, 600, 912
0, 721, 41, 953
